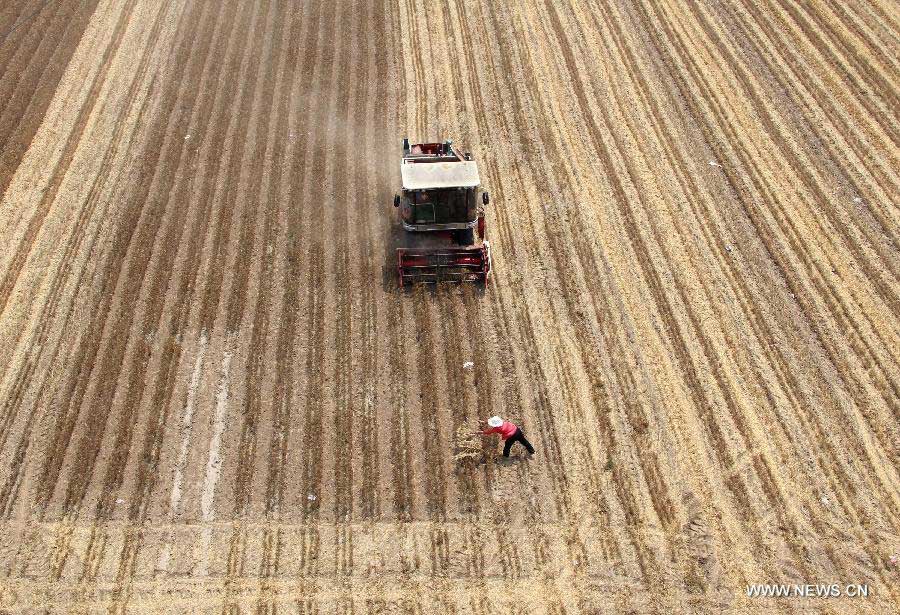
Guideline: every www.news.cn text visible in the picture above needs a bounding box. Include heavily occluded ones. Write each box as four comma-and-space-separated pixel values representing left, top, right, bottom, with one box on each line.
746, 583, 870, 598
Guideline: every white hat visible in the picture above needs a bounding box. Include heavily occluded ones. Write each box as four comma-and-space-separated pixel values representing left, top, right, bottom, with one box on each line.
487, 416, 503, 428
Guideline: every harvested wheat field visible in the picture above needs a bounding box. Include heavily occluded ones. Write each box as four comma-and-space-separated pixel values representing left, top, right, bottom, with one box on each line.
0, 0, 898, 612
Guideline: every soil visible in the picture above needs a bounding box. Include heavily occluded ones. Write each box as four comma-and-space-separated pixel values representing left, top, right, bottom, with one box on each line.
0, 0, 897, 612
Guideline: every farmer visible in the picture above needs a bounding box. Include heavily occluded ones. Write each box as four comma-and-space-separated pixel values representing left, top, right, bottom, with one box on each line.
482, 416, 535, 457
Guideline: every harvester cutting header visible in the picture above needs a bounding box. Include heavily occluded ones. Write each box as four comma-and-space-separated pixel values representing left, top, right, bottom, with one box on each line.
394, 138, 491, 286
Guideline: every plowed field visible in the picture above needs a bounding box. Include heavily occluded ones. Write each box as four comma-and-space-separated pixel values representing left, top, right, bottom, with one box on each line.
1, 0, 898, 612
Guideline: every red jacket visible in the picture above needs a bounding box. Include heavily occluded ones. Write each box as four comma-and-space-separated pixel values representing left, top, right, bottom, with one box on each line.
483, 420, 518, 440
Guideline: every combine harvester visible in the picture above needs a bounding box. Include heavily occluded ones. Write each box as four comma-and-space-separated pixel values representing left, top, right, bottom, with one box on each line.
394, 138, 491, 286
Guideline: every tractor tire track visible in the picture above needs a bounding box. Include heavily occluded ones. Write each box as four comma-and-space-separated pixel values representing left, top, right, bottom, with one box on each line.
63, 6, 257, 595
659, 0, 899, 448
600, 0, 895, 532
2, 0, 898, 611
0, 0, 134, 316
596, 0, 898, 549
537, 0, 797, 582
0, 0, 100, 198
264, 0, 322, 522
298, 0, 343, 532
56, 0, 227, 517
0, 3, 166, 515
634, 0, 900, 578
484, 0, 683, 588
681, 0, 899, 359
106, 1, 275, 606
352, 0, 383, 521
31, 0, 179, 515
776, 0, 899, 134
723, 0, 899, 255
330, 0, 356, 527
0, 0, 168, 454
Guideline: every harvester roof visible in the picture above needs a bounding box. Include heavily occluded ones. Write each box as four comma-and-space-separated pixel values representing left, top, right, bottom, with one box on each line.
401, 160, 480, 190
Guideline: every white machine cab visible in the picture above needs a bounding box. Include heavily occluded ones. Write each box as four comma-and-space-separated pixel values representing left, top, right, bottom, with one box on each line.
400, 160, 481, 190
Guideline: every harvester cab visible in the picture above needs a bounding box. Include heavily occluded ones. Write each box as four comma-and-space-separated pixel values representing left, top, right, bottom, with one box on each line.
394, 138, 491, 286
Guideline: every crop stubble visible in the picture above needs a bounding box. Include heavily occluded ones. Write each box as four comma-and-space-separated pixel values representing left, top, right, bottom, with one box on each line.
0, 0, 897, 612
